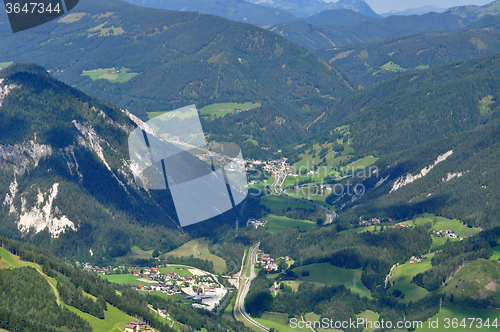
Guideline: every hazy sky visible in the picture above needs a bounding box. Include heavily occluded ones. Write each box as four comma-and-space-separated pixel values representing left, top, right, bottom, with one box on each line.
325, 0, 494, 13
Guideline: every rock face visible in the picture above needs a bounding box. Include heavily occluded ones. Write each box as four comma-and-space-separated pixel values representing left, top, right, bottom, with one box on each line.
0, 64, 187, 259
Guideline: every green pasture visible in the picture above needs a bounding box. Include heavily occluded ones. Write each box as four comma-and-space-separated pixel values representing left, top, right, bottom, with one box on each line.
294, 263, 372, 298
389, 253, 434, 302
116, 245, 153, 261
491, 245, 500, 261
255, 313, 310, 332
161, 238, 226, 274
261, 195, 314, 213
263, 214, 317, 234
82, 67, 138, 83
159, 265, 195, 277
100, 274, 153, 286
0, 62, 13, 70
199, 102, 260, 120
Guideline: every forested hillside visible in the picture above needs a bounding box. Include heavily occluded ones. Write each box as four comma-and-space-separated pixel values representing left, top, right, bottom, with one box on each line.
314, 23, 500, 86
0, 237, 251, 332
314, 52, 500, 156
268, 12, 468, 50
0, 0, 353, 155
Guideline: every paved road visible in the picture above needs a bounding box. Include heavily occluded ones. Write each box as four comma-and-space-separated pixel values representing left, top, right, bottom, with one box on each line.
234, 243, 269, 332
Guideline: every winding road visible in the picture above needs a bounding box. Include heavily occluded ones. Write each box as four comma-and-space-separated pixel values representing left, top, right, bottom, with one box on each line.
234, 243, 269, 331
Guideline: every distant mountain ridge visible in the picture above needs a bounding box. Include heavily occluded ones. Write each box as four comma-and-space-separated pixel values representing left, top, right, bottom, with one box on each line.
121, 0, 298, 26
380, 5, 446, 17
249, 0, 380, 18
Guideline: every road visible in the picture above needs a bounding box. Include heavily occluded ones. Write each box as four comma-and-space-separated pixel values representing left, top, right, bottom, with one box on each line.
234, 243, 269, 332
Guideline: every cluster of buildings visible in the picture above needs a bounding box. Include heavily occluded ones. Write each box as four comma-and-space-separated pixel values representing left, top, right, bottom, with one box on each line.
432, 230, 459, 239
395, 222, 412, 228
409, 255, 427, 264
358, 217, 395, 226
124, 321, 153, 332
258, 250, 279, 272
247, 218, 267, 229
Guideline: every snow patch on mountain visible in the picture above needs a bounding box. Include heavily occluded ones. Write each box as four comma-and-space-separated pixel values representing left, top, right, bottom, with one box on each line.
390, 150, 453, 193
16, 183, 76, 238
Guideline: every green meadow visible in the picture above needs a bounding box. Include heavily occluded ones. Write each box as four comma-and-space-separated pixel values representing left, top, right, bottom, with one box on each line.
199, 102, 260, 120
356, 310, 380, 332
294, 263, 372, 298
389, 253, 434, 302
261, 195, 314, 213
491, 245, 500, 261
162, 238, 227, 274
263, 214, 317, 234
100, 273, 153, 286
116, 245, 154, 261
255, 312, 310, 332
81, 67, 138, 83
158, 265, 194, 277
0, 61, 13, 70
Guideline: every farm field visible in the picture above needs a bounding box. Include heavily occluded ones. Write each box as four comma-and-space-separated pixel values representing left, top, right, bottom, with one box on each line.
389, 253, 434, 302
0, 61, 13, 70
261, 195, 314, 213
161, 238, 226, 274
417, 305, 500, 331
199, 102, 260, 120
263, 214, 317, 234
293, 263, 372, 298
81, 67, 138, 83
347, 156, 378, 169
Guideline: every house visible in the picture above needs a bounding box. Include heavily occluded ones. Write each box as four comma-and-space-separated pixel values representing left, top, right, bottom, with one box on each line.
124, 324, 136, 332
169, 271, 175, 276
151, 267, 158, 272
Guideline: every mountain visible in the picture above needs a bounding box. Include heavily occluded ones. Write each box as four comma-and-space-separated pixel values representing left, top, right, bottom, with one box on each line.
269, 12, 467, 50
380, 5, 446, 17
303, 8, 378, 25
445, 0, 500, 21
247, 0, 380, 18
315, 52, 500, 156
314, 18, 500, 86
0, 63, 217, 262
0, 0, 353, 154
121, 0, 298, 26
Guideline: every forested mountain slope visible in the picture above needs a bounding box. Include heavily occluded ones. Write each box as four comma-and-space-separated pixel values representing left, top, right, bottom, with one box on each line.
0, 64, 197, 262
315, 24, 500, 86
0, 0, 353, 131
315, 52, 500, 156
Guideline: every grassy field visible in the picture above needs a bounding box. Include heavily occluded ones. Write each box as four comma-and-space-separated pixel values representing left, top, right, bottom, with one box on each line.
82, 67, 138, 83
199, 102, 260, 120
284, 188, 334, 209
389, 253, 434, 302
116, 245, 154, 261
491, 245, 500, 261
263, 214, 317, 234
161, 238, 227, 274
248, 177, 274, 190
255, 312, 310, 332
261, 195, 314, 213
347, 156, 378, 169
293, 263, 372, 298
417, 305, 500, 331
415, 64, 430, 70
380, 61, 406, 72
0, 61, 13, 70
58, 12, 86, 23
159, 265, 194, 277
101, 273, 155, 286
87, 23, 124, 36
356, 310, 380, 332
402, 214, 480, 238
